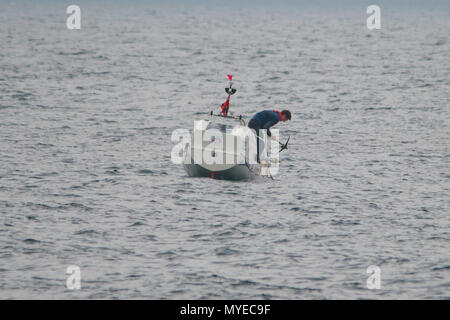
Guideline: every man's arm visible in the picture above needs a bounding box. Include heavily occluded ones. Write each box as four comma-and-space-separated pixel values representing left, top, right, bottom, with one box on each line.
262, 120, 277, 136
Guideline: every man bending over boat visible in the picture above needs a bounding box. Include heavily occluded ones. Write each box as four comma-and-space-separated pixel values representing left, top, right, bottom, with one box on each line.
248, 110, 291, 163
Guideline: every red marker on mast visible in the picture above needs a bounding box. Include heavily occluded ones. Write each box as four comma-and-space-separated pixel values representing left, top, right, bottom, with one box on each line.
220, 74, 236, 117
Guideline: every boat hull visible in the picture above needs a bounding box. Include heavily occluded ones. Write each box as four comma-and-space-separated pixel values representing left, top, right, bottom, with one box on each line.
183, 162, 255, 180
181, 117, 268, 180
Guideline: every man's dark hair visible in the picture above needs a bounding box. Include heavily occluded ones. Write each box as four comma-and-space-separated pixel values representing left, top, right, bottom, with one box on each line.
281, 110, 291, 120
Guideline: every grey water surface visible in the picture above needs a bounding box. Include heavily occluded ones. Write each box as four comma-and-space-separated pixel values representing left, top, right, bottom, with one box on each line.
0, 1, 449, 299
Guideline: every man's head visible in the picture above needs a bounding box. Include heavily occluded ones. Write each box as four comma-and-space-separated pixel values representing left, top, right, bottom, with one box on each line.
280, 110, 291, 122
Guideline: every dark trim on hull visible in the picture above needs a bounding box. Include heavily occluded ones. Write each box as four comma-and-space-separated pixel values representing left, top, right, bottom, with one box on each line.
184, 163, 255, 181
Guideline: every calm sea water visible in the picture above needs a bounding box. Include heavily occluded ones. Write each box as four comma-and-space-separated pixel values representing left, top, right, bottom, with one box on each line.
0, 1, 449, 299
